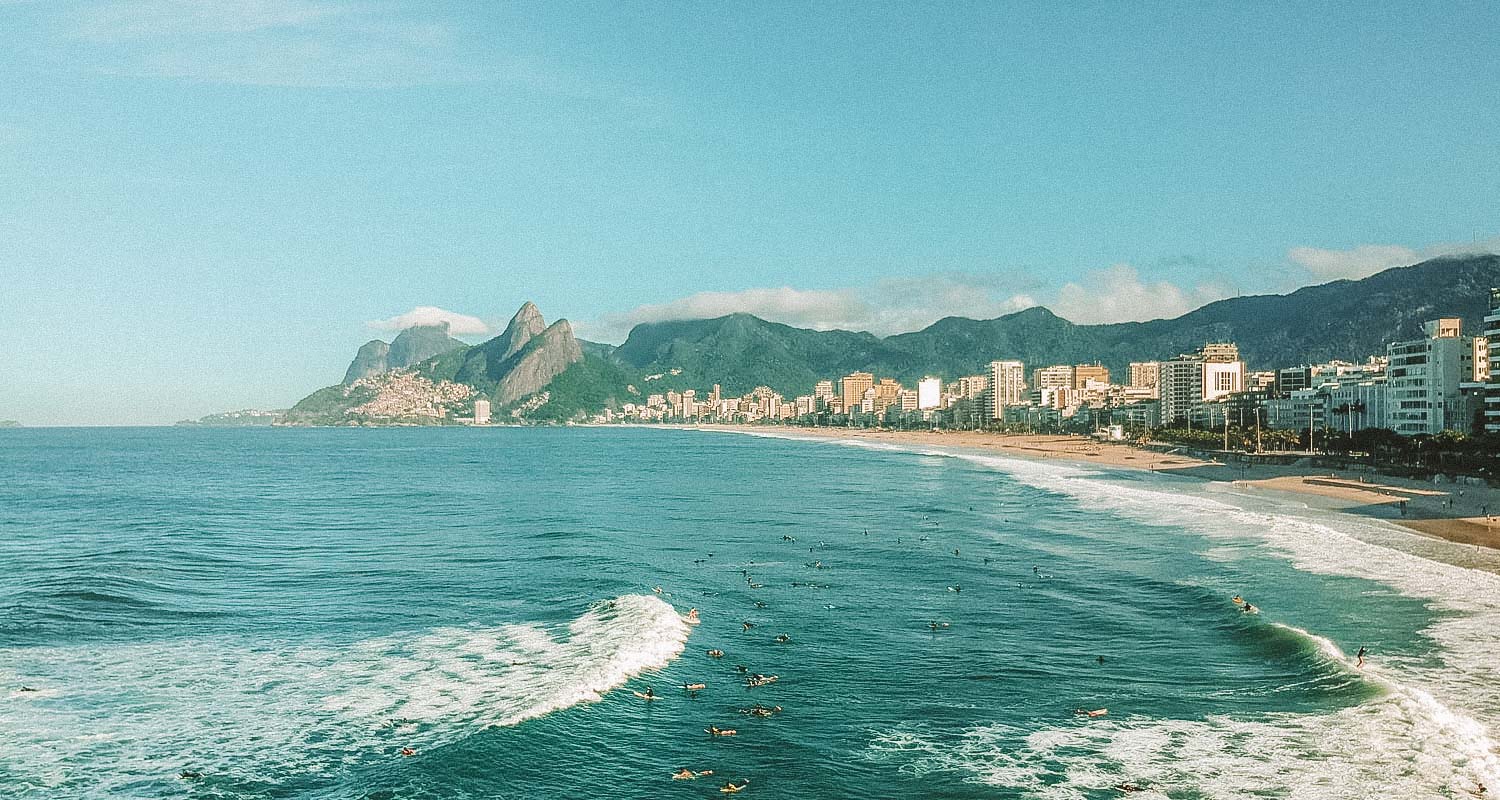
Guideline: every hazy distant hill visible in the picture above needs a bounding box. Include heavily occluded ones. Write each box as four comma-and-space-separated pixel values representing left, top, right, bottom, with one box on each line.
614, 254, 1500, 394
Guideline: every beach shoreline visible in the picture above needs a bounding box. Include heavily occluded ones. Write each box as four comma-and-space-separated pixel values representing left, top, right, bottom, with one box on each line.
683, 424, 1500, 552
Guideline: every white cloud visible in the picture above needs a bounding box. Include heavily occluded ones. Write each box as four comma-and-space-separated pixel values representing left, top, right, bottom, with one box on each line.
1287, 244, 1420, 281
1045, 264, 1233, 325
65, 1, 481, 88
1288, 239, 1500, 281
369, 306, 489, 336
580, 275, 1038, 342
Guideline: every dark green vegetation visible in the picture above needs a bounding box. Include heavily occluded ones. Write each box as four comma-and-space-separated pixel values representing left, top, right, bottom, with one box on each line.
521, 355, 638, 422
615, 254, 1500, 394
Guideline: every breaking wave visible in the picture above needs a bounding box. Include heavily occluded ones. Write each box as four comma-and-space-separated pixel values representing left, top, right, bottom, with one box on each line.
0, 594, 690, 797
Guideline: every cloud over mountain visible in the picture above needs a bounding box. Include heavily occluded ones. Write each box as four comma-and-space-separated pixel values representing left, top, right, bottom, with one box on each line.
368, 306, 489, 336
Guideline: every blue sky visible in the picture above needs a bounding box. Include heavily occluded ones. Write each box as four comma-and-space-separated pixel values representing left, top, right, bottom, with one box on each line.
2, 1, 1498, 425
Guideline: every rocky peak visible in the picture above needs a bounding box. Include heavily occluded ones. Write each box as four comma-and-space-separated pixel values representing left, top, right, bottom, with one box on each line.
499, 302, 547, 360
342, 340, 392, 385
387, 323, 466, 369
494, 318, 584, 406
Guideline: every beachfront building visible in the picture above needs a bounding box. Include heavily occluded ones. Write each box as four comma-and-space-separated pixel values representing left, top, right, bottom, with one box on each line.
1386, 318, 1474, 436
1158, 358, 1204, 426
1488, 289, 1500, 433
840, 372, 874, 412
1157, 343, 1245, 427
917, 377, 942, 410
987, 360, 1026, 420
473, 398, 491, 424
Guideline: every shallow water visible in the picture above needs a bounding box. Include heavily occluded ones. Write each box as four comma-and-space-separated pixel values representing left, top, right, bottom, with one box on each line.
1, 427, 1495, 798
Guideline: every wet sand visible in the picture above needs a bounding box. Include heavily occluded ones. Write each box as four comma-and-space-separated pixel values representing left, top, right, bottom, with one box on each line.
689, 425, 1500, 552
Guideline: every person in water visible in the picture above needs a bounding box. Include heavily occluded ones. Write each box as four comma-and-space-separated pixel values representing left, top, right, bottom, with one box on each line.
643, 686, 656, 699
1357, 646, 1367, 668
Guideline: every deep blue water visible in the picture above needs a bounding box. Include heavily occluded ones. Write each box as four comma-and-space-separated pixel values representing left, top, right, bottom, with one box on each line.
1, 427, 1496, 799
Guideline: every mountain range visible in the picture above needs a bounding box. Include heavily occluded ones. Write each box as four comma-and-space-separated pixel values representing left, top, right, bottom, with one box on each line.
612, 254, 1500, 395
287, 253, 1500, 422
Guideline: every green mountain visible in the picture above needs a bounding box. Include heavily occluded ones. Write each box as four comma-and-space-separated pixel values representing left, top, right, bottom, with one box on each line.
613, 253, 1500, 394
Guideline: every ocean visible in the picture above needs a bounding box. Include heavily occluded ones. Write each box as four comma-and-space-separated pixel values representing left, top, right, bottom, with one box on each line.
2, 426, 1497, 799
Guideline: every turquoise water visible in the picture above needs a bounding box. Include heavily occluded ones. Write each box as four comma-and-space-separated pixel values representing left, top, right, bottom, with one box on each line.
2, 427, 1498, 799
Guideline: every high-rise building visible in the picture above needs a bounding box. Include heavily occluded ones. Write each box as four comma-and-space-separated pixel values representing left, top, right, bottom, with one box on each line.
987, 360, 1025, 419
1158, 357, 1204, 426
873, 378, 903, 412
1388, 318, 1474, 435
1200, 343, 1240, 363
1073, 364, 1110, 389
899, 389, 919, 412
1488, 288, 1500, 434
917, 377, 942, 410
840, 372, 874, 412
1128, 362, 1160, 396
473, 398, 492, 425
814, 380, 835, 400
1033, 365, 1075, 390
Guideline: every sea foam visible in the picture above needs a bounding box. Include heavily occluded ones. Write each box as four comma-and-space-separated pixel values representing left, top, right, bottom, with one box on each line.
0, 593, 690, 797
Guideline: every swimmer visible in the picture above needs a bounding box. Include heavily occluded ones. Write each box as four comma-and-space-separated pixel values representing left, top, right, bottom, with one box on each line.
774, 634, 790, 643
400, 747, 416, 756
707, 649, 725, 658
1074, 708, 1108, 718
948, 585, 961, 593
1033, 565, 1040, 575
1242, 603, 1259, 614
1097, 655, 1105, 665
653, 586, 663, 594
754, 601, 767, 608
683, 682, 707, 691
734, 664, 748, 673
706, 726, 737, 736
743, 621, 755, 631
953, 548, 960, 556
179, 770, 203, 779
1357, 646, 1367, 668
673, 768, 697, 780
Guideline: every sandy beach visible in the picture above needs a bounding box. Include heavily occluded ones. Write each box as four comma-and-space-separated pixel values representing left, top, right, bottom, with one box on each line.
691, 425, 1500, 551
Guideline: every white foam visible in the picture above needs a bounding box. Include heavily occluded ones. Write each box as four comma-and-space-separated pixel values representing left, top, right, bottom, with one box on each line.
725, 430, 1500, 795
0, 594, 690, 796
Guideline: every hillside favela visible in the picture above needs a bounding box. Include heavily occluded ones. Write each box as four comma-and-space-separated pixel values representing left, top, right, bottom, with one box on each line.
7, 4, 1500, 800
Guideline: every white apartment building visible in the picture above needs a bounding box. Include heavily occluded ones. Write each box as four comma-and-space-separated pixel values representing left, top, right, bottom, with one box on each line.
1387, 318, 1472, 436
917, 377, 942, 410
987, 360, 1026, 420
1487, 289, 1500, 433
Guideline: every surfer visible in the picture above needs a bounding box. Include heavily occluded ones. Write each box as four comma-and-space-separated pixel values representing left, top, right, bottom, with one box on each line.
743, 621, 755, 631
1242, 603, 1259, 614
774, 634, 790, 643
707, 649, 724, 658
1357, 646, 1367, 668
400, 747, 416, 756
706, 726, 737, 736
685, 608, 701, 625
721, 779, 750, 793
673, 769, 697, 780
1231, 595, 1243, 605
179, 770, 203, 779
1074, 708, 1108, 718
948, 585, 961, 593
